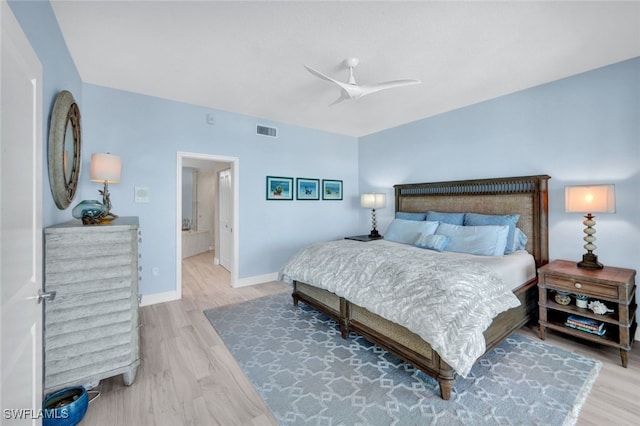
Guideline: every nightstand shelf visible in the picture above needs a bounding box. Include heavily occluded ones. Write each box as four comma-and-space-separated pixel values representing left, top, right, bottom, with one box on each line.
344, 235, 383, 242
538, 259, 636, 367
544, 310, 620, 346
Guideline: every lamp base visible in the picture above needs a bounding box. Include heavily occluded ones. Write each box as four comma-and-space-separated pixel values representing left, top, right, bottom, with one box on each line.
367, 229, 382, 239
577, 252, 603, 270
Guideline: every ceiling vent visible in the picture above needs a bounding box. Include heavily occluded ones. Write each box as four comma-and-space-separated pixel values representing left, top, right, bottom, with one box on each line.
257, 124, 277, 138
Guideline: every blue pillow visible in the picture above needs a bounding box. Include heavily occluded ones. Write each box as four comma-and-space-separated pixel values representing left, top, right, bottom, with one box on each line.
425, 211, 465, 225
436, 223, 509, 256
464, 213, 520, 255
395, 212, 427, 221
414, 233, 451, 252
385, 219, 439, 245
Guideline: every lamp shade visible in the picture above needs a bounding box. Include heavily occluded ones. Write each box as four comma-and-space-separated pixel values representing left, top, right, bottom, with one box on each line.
90, 153, 121, 183
565, 184, 615, 213
361, 193, 386, 209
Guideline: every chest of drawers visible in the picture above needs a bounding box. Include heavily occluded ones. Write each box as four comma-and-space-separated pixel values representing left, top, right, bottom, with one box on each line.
44, 217, 140, 393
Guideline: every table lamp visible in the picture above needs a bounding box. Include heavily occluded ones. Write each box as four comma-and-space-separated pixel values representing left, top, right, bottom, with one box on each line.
565, 184, 615, 269
90, 153, 121, 221
361, 193, 386, 239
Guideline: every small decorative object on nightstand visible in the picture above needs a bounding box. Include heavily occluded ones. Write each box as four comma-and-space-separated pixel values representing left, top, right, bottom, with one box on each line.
538, 259, 636, 367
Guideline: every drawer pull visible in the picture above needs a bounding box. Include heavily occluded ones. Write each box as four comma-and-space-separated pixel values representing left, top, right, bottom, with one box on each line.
574, 282, 582, 289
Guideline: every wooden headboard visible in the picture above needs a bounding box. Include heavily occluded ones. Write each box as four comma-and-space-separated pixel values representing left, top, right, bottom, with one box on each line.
394, 175, 550, 268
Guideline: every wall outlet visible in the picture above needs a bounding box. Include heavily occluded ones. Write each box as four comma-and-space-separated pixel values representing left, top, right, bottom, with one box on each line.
152, 267, 159, 276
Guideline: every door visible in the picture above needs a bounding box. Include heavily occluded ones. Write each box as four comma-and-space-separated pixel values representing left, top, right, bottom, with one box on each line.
196, 169, 216, 247
1, 0, 44, 420
218, 169, 232, 271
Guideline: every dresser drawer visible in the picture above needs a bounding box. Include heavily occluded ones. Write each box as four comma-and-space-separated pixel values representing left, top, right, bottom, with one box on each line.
544, 275, 619, 299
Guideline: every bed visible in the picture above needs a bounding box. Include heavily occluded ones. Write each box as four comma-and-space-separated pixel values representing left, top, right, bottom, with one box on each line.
281, 175, 550, 400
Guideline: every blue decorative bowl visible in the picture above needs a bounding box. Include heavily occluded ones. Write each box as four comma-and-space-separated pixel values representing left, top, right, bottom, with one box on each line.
43, 387, 88, 426
72, 200, 107, 224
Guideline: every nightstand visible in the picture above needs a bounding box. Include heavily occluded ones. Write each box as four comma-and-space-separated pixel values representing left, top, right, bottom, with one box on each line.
344, 235, 383, 242
538, 259, 637, 367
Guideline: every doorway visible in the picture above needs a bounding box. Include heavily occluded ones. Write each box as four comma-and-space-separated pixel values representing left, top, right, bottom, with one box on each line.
176, 152, 239, 299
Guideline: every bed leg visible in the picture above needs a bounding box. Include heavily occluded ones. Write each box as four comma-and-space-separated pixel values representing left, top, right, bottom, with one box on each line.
340, 325, 348, 339
439, 379, 453, 400
292, 282, 299, 306
340, 297, 349, 339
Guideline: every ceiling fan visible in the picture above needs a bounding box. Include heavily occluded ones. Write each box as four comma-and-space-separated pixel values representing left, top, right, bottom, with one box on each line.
304, 58, 421, 105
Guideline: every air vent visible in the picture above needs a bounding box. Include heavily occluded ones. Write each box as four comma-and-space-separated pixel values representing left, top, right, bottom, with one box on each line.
257, 124, 277, 138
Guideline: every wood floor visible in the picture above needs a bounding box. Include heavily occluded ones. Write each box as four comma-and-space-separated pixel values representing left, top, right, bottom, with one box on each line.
81, 251, 640, 425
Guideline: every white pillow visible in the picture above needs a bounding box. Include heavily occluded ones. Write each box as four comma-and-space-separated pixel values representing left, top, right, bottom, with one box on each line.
385, 219, 439, 245
435, 223, 509, 256
511, 228, 529, 253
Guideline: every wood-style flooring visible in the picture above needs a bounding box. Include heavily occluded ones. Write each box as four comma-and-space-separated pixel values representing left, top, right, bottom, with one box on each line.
81, 251, 640, 425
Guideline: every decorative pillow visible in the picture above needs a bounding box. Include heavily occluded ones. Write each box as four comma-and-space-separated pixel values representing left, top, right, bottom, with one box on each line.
414, 233, 451, 252
395, 212, 427, 221
464, 212, 520, 255
425, 211, 465, 225
435, 222, 509, 256
511, 228, 528, 252
385, 219, 439, 245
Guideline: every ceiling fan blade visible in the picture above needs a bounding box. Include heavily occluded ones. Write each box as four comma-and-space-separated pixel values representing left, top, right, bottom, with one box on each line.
328, 93, 348, 106
360, 79, 421, 97
304, 65, 352, 91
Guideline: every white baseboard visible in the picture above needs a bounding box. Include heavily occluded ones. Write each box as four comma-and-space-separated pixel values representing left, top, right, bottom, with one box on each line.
140, 273, 279, 305
235, 272, 279, 288
140, 290, 180, 307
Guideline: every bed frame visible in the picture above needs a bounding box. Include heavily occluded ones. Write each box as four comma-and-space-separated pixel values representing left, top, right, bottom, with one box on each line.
292, 175, 550, 400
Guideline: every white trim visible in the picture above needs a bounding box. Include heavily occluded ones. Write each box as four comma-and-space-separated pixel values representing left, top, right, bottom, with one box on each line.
236, 272, 279, 288
176, 152, 240, 297
140, 290, 179, 307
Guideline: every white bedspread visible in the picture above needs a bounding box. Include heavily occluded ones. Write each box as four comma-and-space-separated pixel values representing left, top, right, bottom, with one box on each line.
278, 239, 522, 377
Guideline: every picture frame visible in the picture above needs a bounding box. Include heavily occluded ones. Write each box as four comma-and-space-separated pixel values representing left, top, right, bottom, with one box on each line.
322, 179, 343, 200
266, 176, 294, 200
296, 178, 320, 200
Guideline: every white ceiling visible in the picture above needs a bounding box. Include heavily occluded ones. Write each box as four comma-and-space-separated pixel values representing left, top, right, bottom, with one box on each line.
51, 1, 640, 137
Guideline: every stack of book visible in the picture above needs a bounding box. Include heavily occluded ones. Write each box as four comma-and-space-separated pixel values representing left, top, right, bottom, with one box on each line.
564, 315, 606, 336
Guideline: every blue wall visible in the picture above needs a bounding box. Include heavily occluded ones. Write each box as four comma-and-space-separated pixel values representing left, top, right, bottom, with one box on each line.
8, 0, 83, 228
79, 85, 359, 295
360, 57, 640, 284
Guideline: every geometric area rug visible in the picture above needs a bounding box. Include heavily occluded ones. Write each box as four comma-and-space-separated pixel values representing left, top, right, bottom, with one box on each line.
204, 292, 601, 426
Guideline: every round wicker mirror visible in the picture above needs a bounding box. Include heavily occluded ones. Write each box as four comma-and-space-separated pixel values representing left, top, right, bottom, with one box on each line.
48, 90, 81, 209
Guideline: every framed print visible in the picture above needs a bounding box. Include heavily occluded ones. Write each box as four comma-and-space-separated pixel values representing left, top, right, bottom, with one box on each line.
296, 178, 320, 200
266, 176, 294, 200
322, 179, 343, 200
